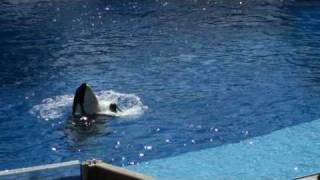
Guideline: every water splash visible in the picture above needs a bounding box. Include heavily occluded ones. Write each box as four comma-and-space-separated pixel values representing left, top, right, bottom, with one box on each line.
30, 94, 73, 120
30, 90, 147, 120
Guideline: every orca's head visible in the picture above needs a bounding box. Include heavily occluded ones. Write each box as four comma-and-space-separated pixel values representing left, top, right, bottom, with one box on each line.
109, 103, 122, 113
79, 83, 87, 92
72, 83, 101, 116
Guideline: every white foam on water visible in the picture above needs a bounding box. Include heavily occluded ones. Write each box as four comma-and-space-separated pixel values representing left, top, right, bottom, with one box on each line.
30, 94, 73, 120
96, 90, 148, 117
30, 90, 147, 120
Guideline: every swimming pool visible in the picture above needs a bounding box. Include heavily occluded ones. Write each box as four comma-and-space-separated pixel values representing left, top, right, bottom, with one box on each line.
1, 0, 320, 179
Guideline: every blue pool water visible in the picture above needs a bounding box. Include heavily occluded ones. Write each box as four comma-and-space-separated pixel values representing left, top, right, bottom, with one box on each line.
1, 0, 320, 178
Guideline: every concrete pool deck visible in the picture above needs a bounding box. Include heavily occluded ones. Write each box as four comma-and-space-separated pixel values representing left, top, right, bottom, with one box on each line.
129, 118, 320, 179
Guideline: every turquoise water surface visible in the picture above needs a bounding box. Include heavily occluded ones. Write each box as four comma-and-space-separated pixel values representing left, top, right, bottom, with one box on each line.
131, 118, 320, 179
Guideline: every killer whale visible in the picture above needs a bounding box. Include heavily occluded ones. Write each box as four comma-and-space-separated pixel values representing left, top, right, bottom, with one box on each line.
72, 83, 121, 117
